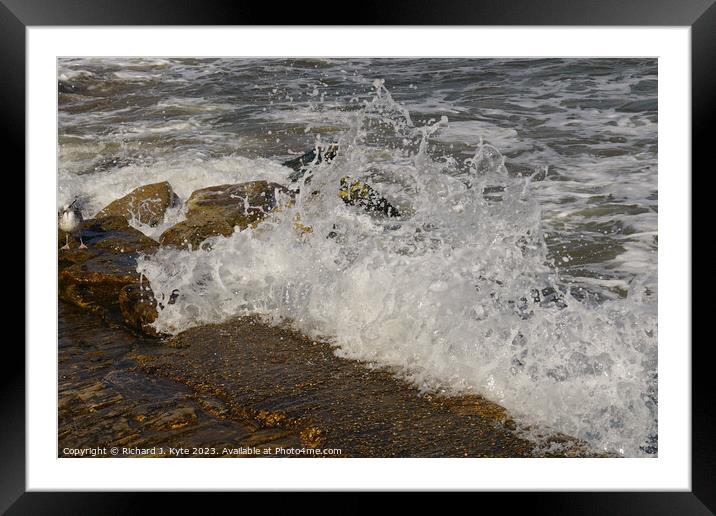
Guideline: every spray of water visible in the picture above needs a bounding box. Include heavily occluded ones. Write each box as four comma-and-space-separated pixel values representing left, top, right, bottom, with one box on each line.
136, 82, 657, 456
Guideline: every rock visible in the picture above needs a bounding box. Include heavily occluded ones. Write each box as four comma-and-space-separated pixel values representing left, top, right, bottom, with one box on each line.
339, 176, 401, 217
95, 181, 179, 227
57, 245, 104, 272
159, 180, 292, 250
79, 216, 159, 252
158, 215, 235, 251
59, 216, 159, 271
184, 180, 291, 218
283, 144, 339, 182
58, 216, 160, 319
144, 407, 198, 431
282, 146, 400, 217
59, 252, 147, 314
118, 283, 178, 337
300, 426, 326, 448
118, 283, 160, 337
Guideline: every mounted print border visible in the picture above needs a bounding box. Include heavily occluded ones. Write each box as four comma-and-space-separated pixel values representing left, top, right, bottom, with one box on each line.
6, 0, 712, 512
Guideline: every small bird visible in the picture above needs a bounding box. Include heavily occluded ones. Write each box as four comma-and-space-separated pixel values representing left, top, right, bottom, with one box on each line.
58, 199, 87, 250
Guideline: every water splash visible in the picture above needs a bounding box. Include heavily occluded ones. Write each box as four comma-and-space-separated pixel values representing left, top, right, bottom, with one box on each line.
133, 83, 657, 457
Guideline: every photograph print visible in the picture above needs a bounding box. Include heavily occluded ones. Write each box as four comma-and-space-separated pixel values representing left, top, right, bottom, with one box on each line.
57, 57, 658, 459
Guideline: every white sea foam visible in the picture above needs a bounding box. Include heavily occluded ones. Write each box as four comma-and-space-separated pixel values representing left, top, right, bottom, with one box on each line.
58, 155, 289, 219
434, 121, 527, 152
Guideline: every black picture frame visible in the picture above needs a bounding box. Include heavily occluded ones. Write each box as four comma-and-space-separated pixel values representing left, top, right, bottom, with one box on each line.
7, 0, 712, 511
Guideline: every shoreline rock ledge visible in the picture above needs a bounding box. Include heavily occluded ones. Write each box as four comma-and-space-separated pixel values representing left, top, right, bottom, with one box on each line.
59, 179, 294, 337
58, 215, 159, 325
58, 179, 182, 335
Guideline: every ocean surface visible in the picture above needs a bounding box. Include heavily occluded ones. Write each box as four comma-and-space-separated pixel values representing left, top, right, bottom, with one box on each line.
58, 58, 658, 457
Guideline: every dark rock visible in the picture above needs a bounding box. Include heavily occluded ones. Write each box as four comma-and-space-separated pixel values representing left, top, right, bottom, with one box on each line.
159, 180, 292, 250
59, 251, 147, 314
339, 176, 401, 217
283, 144, 338, 182
282, 145, 400, 217
144, 407, 198, 431
158, 216, 235, 251
81, 216, 160, 253
59, 216, 159, 271
58, 215, 160, 326
119, 283, 161, 337
95, 181, 179, 227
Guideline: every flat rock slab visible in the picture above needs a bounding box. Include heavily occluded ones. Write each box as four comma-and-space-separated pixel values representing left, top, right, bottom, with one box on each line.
59, 303, 597, 458
59, 252, 147, 313
59, 302, 303, 456
142, 318, 550, 458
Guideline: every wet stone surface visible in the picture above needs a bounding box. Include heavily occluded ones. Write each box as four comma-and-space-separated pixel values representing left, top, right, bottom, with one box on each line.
141, 317, 560, 458
59, 300, 598, 458
58, 301, 304, 457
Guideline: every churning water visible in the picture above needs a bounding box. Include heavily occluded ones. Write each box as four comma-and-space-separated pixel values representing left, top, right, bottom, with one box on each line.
58, 58, 658, 456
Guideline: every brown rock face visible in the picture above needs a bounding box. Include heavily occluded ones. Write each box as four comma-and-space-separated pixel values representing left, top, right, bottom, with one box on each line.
95, 181, 179, 227
158, 215, 235, 251
159, 180, 292, 250
58, 216, 159, 271
58, 216, 160, 325
118, 283, 160, 337
59, 252, 148, 314
62, 216, 160, 251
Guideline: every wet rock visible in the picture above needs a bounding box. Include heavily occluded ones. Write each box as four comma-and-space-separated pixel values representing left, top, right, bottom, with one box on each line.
183, 180, 291, 218
240, 428, 296, 447
119, 283, 161, 337
300, 426, 326, 449
159, 180, 292, 250
284, 144, 339, 182
256, 409, 287, 428
58, 215, 159, 251
144, 407, 198, 431
73, 381, 125, 412
158, 215, 235, 251
283, 146, 400, 217
58, 216, 160, 316
59, 252, 147, 314
60, 300, 278, 455
58, 245, 104, 272
59, 216, 159, 271
439, 394, 508, 424
339, 176, 401, 217
95, 181, 179, 227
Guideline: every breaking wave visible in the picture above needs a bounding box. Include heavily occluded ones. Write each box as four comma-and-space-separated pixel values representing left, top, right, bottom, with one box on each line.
130, 83, 658, 457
